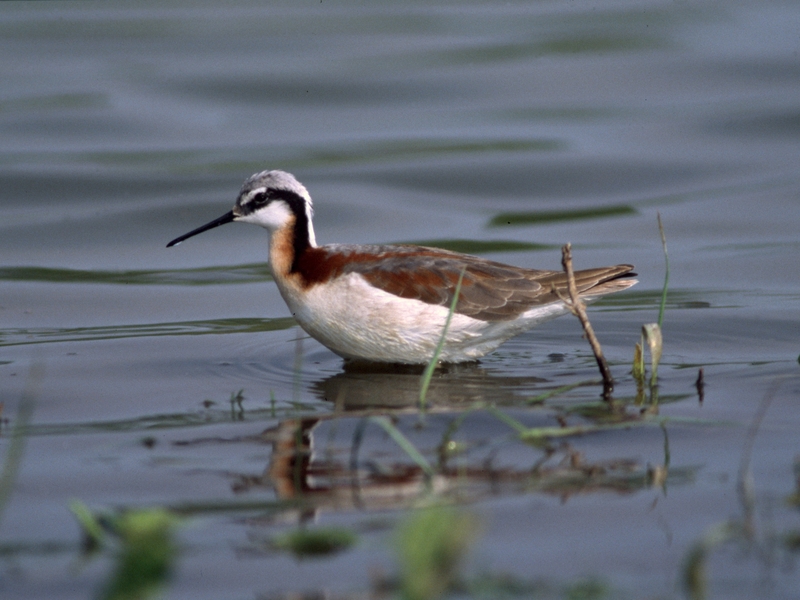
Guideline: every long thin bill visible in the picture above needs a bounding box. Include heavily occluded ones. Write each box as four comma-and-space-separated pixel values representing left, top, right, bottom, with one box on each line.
166, 210, 235, 247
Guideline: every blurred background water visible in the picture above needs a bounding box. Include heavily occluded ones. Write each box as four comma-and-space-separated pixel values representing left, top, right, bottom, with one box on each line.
1, 2, 799, 599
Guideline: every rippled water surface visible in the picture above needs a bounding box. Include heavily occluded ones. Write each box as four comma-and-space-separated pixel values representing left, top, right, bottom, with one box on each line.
1, 2, 799, 599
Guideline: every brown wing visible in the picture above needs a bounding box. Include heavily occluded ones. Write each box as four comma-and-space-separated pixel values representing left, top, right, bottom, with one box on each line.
300, 244, 636, 322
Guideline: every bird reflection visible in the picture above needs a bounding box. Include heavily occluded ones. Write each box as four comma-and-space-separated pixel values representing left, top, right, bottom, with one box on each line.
311, 360, 548, 410
221, 364, 684, 522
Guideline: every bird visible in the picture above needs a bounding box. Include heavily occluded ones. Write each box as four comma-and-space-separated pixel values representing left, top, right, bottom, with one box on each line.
167, 170, 637, 364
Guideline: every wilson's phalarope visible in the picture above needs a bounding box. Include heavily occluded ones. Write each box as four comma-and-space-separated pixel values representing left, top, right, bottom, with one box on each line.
167, 170, 637, 364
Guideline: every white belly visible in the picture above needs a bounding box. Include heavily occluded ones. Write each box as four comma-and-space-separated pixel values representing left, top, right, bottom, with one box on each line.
275, 272, 569, 364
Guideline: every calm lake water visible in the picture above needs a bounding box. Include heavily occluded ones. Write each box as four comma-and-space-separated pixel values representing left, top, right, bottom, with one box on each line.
1, 2, 799, 599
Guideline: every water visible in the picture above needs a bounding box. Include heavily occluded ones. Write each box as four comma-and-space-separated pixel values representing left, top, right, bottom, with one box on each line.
1, 2, 799, 598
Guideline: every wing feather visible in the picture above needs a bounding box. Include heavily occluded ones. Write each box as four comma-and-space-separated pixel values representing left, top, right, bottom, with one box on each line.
302, 244, 635, 322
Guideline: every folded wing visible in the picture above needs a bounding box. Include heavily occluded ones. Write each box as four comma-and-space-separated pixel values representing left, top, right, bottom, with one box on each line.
306, 244, 636, 322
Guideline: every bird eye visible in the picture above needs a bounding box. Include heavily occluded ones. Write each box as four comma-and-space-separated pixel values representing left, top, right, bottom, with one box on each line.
244, 189, 271, 209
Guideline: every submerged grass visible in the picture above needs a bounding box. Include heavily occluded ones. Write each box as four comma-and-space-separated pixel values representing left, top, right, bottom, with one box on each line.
485, 405, 694, 444
396, 505, 478, 600
682, 522, 742, 600
271, 526, 357, 558
70, 502, 180, 600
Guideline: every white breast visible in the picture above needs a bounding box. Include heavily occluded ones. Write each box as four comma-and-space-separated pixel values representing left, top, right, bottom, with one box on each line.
273, 272, 570, 363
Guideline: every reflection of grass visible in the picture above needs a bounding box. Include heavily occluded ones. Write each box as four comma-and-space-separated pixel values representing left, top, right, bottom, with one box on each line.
51, 385, 712, 598
682, 522, 741, 600
19, 398, 322, 437
680, 383, 797, 600
0, 365, 39, 526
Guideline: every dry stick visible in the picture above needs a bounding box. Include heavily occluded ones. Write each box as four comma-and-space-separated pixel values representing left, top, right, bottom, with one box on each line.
559, 243, 615, 399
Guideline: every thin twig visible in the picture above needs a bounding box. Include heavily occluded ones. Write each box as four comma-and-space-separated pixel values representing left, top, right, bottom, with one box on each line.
559, 243, 614, 399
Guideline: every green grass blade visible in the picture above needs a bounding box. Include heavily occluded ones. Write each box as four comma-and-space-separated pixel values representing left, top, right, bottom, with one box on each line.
657, 212, 669, 327
484, 406, 529, 434
69, 500, 107, 551
419, 268, 466, 410
526, 381, 589, 405
370, 416, 435, 478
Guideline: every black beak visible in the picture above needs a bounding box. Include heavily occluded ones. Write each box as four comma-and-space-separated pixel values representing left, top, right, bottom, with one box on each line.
166, 210, 235, 248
